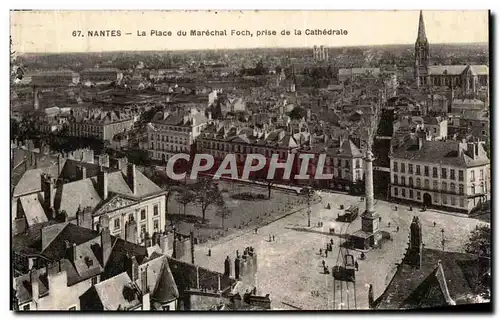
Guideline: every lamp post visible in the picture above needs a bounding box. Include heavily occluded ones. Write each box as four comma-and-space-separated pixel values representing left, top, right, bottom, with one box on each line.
441, 228, 445, 251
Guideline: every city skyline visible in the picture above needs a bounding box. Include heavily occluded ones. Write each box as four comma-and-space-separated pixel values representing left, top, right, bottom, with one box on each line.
11, 10, 489, 53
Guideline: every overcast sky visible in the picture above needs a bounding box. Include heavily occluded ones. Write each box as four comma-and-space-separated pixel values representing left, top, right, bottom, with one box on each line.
10, 10, 489, 53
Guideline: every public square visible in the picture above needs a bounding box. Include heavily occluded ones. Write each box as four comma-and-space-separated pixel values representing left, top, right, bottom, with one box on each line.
193, 190, 489, 310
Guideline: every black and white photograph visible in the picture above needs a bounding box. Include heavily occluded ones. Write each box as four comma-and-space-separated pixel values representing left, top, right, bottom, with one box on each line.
9, 9, 491, 311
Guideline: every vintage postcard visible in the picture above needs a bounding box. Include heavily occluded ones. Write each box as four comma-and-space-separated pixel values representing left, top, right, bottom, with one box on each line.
10, 10, 491, 311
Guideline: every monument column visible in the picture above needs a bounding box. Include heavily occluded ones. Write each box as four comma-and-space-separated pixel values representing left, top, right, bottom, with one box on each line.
364, 150, 375, 215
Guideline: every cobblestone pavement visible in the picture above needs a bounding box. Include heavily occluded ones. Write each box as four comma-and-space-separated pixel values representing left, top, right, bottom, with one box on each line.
193, 190, 489, 310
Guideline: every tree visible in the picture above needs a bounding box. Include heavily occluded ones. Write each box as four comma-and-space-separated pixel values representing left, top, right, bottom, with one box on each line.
288, 107, 306, 120
215, 201, 232, 230
176, 187, 196, 215
193, 178, 223, 222
465, 224, 491, 257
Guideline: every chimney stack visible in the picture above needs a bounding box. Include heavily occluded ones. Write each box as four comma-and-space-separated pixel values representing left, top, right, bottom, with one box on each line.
224, 256, 232, 278
127, 163, 137, 195
58, 154, 64, 175
159, 233, 168, 254
41, 174, 55, 211
368, 284, 374, 309
97, 168, 108, 200
100, 215, 112, 265
77, 165, 87, 180
65, 240, 76, 262
129, 256, 139, 282
125, 215, 138, 244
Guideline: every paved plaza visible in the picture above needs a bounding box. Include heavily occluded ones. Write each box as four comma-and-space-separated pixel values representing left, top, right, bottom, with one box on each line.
193, 190, 489, 310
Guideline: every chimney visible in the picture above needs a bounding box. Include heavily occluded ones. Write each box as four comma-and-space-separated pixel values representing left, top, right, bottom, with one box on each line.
77, 166, 87, 180
418, 137, 424, 150
159, 234, 168, 254
224, 256, 232, 278
65, 240, 76, 262
100, 216, 112, 265
117, 157, 128, 170
97, 168, 108, 200
126, 163, 136, 195
130, 256, 139, 282
190, 231, 195, 265
41, 174, 55, 211
125, 216, 138, 244
467, 143, 476, 159
368, 284, 374, 309
141, 265, 148, 294
57, 154, 64, 175
30, 270, 40, 303
234, 255, 241, 280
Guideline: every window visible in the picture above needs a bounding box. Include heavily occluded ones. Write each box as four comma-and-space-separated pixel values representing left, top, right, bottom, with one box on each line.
416, 178, 421, 188
163, 305, 171, 311
416, 165, 421, 175
114, 218, 120, 230
432, 167, 438, 178
480, 169, 484, 180
451, 196, 456, 206
470, 170, 475, 182
441, 182, 447, 192
442, 195, 447, 204
92, 276, 98, 286
401, 176, 406, 186
393, 161, 398, 172
154, 205, 159, 216
460, 198, 465, 208
356, 159, 361, 168
154, 219, 159, 231
401, 163, 406, 173
409, 177, 414, 187
424, 166, 429, 177
23, 304, 30, 311
402, 188, 406, 197
459, 184, 464, 195
470, 184, 475, 195
394, 187, 398, 196
408, 164, 413, 174
450, 169, 456, 180
424, 179, 430, 189
409, 189, 414, 199
141, 225, 147, 238
393, 174, 398, 184
433, 180, 438, 190
441, 168, 447, 179
450, 183, 456, 193
417, 191, 421, 200
459, 170, 465, 182
141, 209, 146, 221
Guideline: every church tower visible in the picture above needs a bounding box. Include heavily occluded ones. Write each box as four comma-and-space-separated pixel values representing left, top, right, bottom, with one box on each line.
414, 10, 430, 88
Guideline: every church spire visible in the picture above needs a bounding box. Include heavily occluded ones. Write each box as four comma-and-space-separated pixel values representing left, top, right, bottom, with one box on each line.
417, 10, 427, 43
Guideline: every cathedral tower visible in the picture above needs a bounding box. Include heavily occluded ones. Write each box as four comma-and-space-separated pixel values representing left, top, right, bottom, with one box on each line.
414, 11, 430, 88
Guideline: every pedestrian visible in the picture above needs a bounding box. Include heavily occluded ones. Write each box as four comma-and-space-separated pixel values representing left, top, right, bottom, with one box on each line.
388, 222, 391, 228
409, 205, 413, 211
208, 249, 211, 257
379, 216, 382, 222
319, 248, 323, 256
361, 252, 365, 260
255, 228, 258, 234
272, 235, 275, 242
433, 221, 436, 227
355, 261, 359, 271
325, 250, 328, 258
330, 239, 334, 245
396, 226, 400, 232
322, 260, 325, 267
269, 235, 272, 242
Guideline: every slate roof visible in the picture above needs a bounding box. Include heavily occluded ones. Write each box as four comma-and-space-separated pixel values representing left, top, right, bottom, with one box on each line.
93, 272, 141, 310
390, 140, 489, 167
150, 257, 179, 303
13, 165, 59, 198
55, 178, 102, 220
19, 194, 48, 227
374, 248, 490, 309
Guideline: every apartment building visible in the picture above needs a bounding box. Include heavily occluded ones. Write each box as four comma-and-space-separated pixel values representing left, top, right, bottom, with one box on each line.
390, 139, 490, 213
147, 109, 208, 162
80, 68, 123, 85
67, 109, 135, 141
